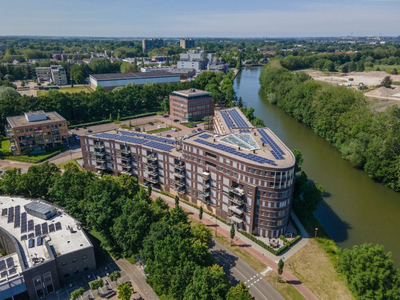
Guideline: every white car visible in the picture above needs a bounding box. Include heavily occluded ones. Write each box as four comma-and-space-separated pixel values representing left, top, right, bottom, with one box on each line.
157, 125, 162, 129
172, 128, 177, 132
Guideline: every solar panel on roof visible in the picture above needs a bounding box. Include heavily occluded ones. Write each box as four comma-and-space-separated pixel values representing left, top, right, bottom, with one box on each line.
55, 222, 62, 231
28, 233, 34, 239
42, 223, 48, 235
6, 257, 13, 268
7, 207, 14, 223
21, 235, 27, 241
28, 220, 34, 231
199, 134, 212, 139
35, 224, 41, 237
49, 224, 55, 232
21, 212, 27, 233
8, 268, 16, 275
28, 238, 34, 248
14, 213, 20, 228
2, 208, 7, 216
0, 271, 7, 278
0, 261, 5, 271
37, 236, 43, 246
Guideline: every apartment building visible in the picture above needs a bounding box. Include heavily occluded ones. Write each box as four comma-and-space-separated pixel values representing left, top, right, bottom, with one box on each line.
180, 38, 195, 49
142, 38, 164, 52
177, 49, 208, 72
80, 108, 295, 238
169, 88, 214, 121
5, 111, 68, 155
35, 65, 67, 85
0, 197, 96, 300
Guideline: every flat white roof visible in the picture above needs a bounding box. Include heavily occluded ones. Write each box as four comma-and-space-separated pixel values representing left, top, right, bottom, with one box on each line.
0, 197, 92, 269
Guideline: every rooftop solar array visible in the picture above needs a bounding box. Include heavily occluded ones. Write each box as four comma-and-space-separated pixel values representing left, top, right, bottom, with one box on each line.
7, 207, 14, 223
2, 208, 7, 216
28, 238, 34, 248
220, 109, 251, 131
0, 256, 16, 278
221, 110, 234, 130
28, 233, 34, 239
194, 139, 277, 166
257, 129, 285, 160
28, 219, 34, 231
55, 222, 62, 231
37, 236, 43, 246
93, 131, 178, 153
21, 212, 27, 233
42, 223, 48, 235
229, 109, 249, 128
35, 224, 41, 237
49, 224, 55, 232
199, 134, 212, 139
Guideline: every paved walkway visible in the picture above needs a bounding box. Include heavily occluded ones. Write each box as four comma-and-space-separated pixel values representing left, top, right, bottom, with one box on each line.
152, 191, 318, 300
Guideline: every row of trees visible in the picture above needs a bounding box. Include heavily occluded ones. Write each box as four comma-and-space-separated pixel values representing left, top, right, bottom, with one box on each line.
260, 60, 400, 192
0, 162, 254, 299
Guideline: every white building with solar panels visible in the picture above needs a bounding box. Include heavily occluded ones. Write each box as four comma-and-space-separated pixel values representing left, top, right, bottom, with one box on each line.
80, 107, 295, 239
0, 197, 96, 300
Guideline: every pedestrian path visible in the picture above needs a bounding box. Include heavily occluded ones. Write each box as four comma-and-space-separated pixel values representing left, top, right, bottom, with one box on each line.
152, 191, 319, 300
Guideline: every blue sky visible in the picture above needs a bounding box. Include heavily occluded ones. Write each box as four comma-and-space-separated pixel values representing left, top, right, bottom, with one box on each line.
1, 0, 399, 37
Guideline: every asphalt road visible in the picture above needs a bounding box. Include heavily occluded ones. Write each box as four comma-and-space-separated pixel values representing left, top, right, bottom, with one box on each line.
211, 241, 285, 300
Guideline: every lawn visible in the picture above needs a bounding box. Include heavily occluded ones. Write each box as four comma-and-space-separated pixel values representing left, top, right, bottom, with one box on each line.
181, 121, 203, 128
147, 125, 181, 134
0, 140, 65, 163
37, 85, 93, 96
365, 64, 400, 74
286, 238, 354, 300
57, 158, 84, 170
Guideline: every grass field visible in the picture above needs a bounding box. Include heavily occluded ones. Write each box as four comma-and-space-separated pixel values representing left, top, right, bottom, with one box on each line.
37, 85, 93, 96
365, 64, 400, 74
57, 158, 84, 170
181, 121, 203, 128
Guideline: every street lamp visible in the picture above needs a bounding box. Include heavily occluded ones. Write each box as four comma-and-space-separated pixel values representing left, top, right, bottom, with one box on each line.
314, 228, 318, 238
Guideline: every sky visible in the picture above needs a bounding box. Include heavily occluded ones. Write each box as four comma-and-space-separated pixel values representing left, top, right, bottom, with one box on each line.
0, 0, 399, 37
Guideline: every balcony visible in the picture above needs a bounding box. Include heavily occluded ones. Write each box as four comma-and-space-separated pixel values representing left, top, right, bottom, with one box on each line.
177, 187, 186, 194
174, 162, 185, 170
174, 170, 185, 178
229, 195, 243, 206
228, 205, 243, 216
146, 160, 158, 167
175, 179, 185, 187
228, 215, 244, 224
5, 126, 13, 137
121, 170, 132, 175
148, 169, 158, 176
230, 186, 245, 196
203, 183, 210, 190
122, 163, 132, 169
96, 157, 106, 163
146, 176, 159, 184
94, 143, 105, 150
95, 151, 106, 158
121, 147, 130, 154
203, 172, 210, 180
95, 164, 107, 170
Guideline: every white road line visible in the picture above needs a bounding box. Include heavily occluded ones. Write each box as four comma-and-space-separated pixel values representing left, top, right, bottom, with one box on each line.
213, 251, 249, 281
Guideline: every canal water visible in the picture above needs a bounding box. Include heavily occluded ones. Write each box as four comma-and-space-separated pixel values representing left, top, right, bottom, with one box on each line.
233, 66, 400, 266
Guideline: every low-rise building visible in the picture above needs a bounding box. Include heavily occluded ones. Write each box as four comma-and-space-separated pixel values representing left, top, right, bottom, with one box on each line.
180, 38, 195, 49
0, 197, 96, 300
177, 49, 208, 72
169, 88, 214, 121
35, 65, 67, 85
89, 71, 180, 91
80, 107, 295, 239
5, 111, 68, 155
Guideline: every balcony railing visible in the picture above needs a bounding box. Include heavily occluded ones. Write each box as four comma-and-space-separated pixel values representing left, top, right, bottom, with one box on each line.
174, 163, 185, 170
95, 164, 107, 170
94, 143, 105, 149
96, 157, 106, 163
121, 147, 130, 154
229, 196, 243, 206
228, 215, 244, 224
175, 180, 185, 187
174, 171, 185, 178
230, 186, 245, 196
203, 172, 210, 180
228, 205, 243, 216
121, 170, 132, 175
146, 177, 159, 184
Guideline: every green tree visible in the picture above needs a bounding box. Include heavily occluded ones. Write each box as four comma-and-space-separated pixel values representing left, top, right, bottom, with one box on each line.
199, 206, 203, 222
70, 287, 84, 300
230, 223, 235, 245
391, 68, 398, 75
117, 283, 133, 300
380, 76, 392, 88
237, 96, 243, 108
174, 195, 179, 207
278, 259, 284, 282
356, 61, 365, 72
338, 244, 400, 299
147, 184, 152, 197
0, 86, 20, 100
109, 270, 121, 282
348, 61, 357, 72
226, 282, 254, 300
90, 279, 104, 294
292, 149, 303, 174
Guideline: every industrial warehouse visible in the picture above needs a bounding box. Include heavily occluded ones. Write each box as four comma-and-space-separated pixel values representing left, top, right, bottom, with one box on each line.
0, 197, 96, 300
80, 107, 295, 239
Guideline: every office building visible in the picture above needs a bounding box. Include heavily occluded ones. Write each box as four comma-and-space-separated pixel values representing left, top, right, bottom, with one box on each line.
80, 108, 295, 239
142, 38, 164, 52
169, 88, 214, 121
177, 49, 208, 72
5, 111, 68, 155
89, 71, 180, 91
0, 197, 96, 300
35, 65, 67, 85
180, 38, 195, 49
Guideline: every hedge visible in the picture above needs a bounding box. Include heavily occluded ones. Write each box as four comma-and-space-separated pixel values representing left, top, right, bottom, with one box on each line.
68, 112, 158, 129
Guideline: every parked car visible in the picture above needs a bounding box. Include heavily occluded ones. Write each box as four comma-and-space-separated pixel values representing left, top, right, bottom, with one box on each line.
173, 119, 180, 122
191, 130, 197, 133
172, 128, 178, 132
163, 115, 169, 118
157, 125, 162, 129
191, 123, 197, 127
149, 122, 154, 125
197, 128, 202, 131
166, 134, 172, 137
83, 126, 87, 129
75, 127, 79, 130
88, 130, 93, 133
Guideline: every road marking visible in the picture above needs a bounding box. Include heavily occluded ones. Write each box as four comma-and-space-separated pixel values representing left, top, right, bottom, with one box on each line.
261, 267, 273, 276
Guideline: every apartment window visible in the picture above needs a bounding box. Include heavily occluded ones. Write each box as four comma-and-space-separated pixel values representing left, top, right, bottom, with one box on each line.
62, 262, 67, 266
82, 255, 87, 260
264, 171, 268, 176
16, 130, 19, 133
64, 274, 70, 278
84, 267, 89, 271
233, 172, 237, 177
247, 187, 253, 196
259, 170, 262, 175
72, 258, 77, 263
271, 172, 275, 176
246, 207, 251, 213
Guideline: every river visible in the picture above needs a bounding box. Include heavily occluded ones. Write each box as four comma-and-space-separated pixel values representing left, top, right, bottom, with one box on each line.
233, 66, 400, 266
